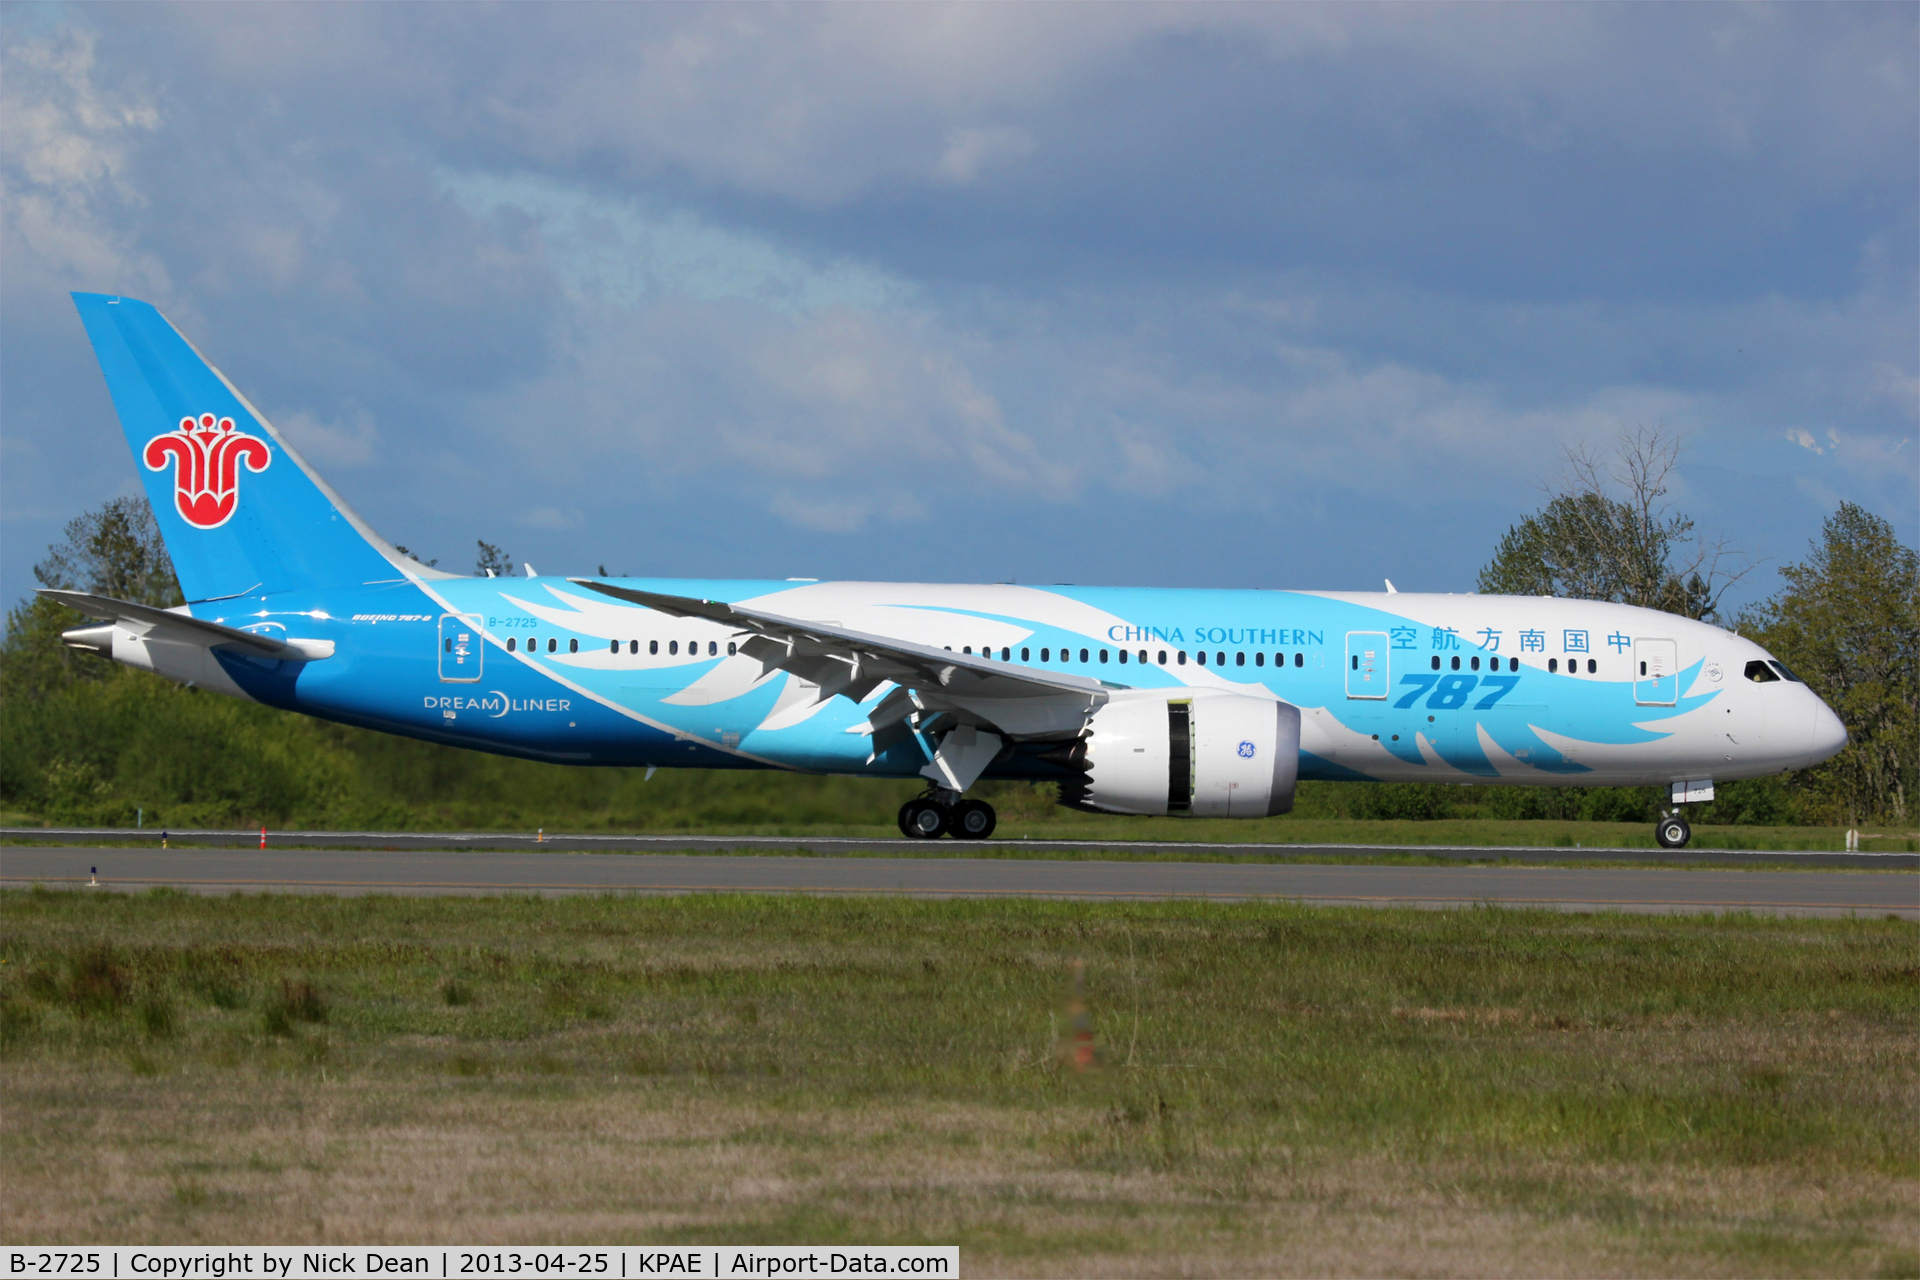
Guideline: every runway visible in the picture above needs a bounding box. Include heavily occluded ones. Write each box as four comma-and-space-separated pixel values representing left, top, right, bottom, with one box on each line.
4, 826, 1910, 867
4, 844, 1913, 917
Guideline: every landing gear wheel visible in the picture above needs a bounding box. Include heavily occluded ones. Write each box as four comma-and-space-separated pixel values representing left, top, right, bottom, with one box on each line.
903, 798, 949, 840
1656, 815, 1692, 849
897, 801, 919, 838
951, 799, 997, 840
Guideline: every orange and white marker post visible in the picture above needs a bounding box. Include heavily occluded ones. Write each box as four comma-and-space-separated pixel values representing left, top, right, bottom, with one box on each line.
260, 827, 267, 849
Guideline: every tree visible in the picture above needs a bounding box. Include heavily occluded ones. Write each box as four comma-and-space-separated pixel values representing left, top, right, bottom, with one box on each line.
2, 496, 185, 710
33, 495, 181, 607
475, 540, 513, 578
1740, 503, 1919, 826
1478, 429, 1749, 621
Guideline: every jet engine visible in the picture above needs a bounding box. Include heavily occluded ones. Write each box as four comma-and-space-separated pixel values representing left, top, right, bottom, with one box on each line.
1053, 690, 1300, 818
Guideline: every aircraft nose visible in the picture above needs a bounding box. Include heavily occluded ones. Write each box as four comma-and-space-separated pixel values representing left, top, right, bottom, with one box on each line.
1808, 698, 1848, 764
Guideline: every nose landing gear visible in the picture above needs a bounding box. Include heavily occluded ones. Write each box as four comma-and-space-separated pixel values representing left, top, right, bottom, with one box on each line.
897, 789, 998, 840
1655, 811, 1692, 849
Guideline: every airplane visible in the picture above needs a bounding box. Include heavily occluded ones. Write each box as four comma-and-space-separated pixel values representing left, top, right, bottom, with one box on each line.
44, 293, 1848, 849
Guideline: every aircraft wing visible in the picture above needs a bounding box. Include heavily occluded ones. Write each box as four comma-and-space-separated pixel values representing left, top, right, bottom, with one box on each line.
571, 580, 1113, 775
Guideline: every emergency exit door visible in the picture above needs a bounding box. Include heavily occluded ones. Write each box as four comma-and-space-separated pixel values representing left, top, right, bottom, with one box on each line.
439, 614, 483, 682
1345, 631, 1389, 699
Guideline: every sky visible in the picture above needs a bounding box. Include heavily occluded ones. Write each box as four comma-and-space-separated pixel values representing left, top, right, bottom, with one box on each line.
3, 3, 1915, 615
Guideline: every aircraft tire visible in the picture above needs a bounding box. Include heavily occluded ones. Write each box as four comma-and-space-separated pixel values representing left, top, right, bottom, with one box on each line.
1656, 815, 1692, 849
951, 799, 996, 840
903, 799, 949, 839
897, 801, 918, 838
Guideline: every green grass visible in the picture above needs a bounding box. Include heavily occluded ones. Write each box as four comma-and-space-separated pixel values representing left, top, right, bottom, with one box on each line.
2, 889, 1914, 1271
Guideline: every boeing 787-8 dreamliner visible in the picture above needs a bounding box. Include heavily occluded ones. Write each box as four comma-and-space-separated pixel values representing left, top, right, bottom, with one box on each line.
47, 294, 1847, 848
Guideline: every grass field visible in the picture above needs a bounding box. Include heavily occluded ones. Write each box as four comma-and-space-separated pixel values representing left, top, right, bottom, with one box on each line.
2, 889, 1916, 1276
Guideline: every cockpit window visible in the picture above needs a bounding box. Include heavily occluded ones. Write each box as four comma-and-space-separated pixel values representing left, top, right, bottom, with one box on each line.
1768, 660, 1805, 683
1744, 659, 1780, 683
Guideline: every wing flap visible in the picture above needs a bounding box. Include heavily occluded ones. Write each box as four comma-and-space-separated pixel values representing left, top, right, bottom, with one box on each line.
572, 579, 1111, 740
574, 580, 1111, 700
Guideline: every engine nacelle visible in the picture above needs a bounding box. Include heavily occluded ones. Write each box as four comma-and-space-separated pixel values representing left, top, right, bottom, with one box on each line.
1056, 690, 1301, 818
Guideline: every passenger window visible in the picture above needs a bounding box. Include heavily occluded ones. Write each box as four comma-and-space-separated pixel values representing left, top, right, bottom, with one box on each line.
630, 640, 638, 655
1177, 651, 1187, 666
1450, 656, 1460, 671
548, 638, 557, 654
1158, 650, 1168, 665
1235, 652, 1245, 667
1138, 649, 1147, 664
649, 640, 658, 655
1745, 660, 1779, 683
1021, 647, 1030, 662
1430, 656, 1440, 671
506, 637, 516, 653
1255, 652, 1265, 667
1509, 658, 1519, 672
1041, 648, 1050, 662
728, 642, 737, 656
1200, 652, 1210, 667
1216, 652, 1225, 666
1294, 653, 1303, 668
963, 646, 973, 655
1118, 649, 1128, 664
609, 639, 618, 653
1768, 661, 1804, 683
1470, 656, 1480, 671
669, 641, 678, 655
444, 638, 452, 653
1099, 649, 1109, 663
710, 641, 718, 656
1587, 658, 1596, 674
569, 638, 579, 653
1079, 648, 1089, 663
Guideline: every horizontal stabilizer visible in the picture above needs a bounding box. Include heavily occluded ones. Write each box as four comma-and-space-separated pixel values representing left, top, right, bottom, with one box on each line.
40, 589, 332, 661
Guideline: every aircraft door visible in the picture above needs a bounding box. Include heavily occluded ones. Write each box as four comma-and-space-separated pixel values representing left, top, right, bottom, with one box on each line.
1634, 638, 1677, 706
1345, 631, 1389, 699
439, 614, 483, 682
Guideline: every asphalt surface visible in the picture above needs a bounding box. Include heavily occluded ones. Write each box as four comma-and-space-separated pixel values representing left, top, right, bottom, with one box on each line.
4, 827, 1911, 868
4, 844, 1913, 918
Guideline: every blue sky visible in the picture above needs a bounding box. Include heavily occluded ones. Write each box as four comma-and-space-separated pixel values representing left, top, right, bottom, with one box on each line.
3, 4, 1914, 612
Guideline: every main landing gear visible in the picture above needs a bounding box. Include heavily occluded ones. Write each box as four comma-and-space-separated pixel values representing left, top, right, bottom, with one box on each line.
898, 789, 997, 840
1655, 811, 1693, 849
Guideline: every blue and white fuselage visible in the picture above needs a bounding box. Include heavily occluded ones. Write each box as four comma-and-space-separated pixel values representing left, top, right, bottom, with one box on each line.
51, 294, 1847, 838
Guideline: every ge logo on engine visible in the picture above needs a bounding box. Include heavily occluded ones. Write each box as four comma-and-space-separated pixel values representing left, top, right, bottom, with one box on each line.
1237, 741, 1256, 758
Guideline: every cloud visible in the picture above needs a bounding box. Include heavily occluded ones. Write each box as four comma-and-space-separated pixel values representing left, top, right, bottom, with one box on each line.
275, 406, 378, 467
936, 126, 1037, 184
1785, 428, 1830, 456
0, 6, 1912, 613
516, 506, 580, 530
0, 27, 170, 295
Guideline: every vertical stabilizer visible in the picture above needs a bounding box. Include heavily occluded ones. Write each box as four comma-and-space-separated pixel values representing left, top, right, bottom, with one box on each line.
70, 292, 435, 602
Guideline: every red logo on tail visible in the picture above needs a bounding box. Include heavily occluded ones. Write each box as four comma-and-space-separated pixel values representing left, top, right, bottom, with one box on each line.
144, 413, 271, 530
